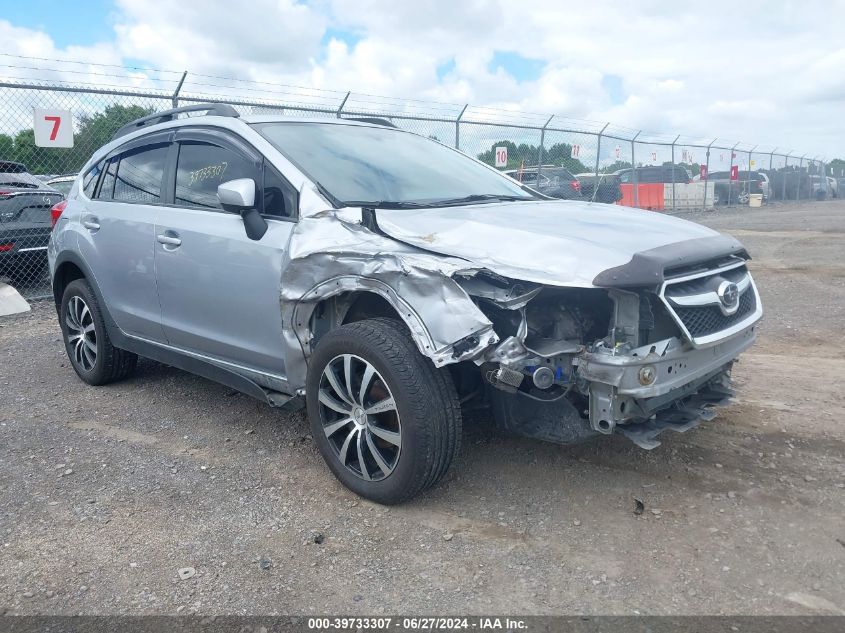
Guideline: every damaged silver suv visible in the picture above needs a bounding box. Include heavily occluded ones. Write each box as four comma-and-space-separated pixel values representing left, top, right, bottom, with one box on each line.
49, 104, 762, 503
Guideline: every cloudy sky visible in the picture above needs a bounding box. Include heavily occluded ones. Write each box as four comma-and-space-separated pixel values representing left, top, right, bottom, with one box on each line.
1, 0, 843, 158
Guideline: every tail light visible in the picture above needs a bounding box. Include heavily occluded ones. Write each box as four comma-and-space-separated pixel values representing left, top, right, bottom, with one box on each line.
50, 200, 67, 229
0, 243, 14, 252
570, 180, 581, 192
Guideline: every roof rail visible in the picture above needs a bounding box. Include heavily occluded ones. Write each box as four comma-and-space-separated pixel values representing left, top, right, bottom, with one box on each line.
111, 103, 240, 141
348, 117, 397, 128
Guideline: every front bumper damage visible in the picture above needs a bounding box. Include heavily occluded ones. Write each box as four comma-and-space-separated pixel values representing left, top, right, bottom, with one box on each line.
579, 324, 757, 447
280, 201, 760, 450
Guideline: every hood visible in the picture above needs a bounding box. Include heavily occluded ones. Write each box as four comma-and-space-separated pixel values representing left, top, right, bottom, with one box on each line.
375, 200, 738, 288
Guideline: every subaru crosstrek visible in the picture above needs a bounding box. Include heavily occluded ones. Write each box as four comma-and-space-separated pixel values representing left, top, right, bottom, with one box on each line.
49, 104, 762, 504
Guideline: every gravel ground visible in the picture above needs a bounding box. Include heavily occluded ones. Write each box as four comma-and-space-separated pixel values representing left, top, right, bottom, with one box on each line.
1, 200, 844, 616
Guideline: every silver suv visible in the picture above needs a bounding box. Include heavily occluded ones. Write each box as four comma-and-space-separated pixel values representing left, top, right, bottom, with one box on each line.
49, 104, 762, 503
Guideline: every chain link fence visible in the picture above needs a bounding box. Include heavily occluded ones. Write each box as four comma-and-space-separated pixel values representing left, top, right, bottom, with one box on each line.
0, 76, 833, 300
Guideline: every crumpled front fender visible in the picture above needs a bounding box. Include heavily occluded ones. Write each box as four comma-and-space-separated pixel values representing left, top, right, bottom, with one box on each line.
278, 208, 497, 391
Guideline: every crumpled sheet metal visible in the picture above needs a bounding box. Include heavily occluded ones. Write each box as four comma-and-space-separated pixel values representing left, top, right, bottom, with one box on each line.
373, 202, 719, 288
279, 209, 497, 391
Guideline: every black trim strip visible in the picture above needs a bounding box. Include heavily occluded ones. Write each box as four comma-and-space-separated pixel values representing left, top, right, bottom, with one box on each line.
592, 234, 749, 288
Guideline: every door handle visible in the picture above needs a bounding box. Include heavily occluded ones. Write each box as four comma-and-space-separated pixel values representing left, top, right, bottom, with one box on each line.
156, 232, 182, 248
82, 219, 100, 231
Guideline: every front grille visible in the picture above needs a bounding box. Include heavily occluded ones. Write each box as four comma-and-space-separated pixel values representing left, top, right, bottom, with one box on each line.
666, 265, 747, 295
673, 288, 756, 337
659, 259, 761, 344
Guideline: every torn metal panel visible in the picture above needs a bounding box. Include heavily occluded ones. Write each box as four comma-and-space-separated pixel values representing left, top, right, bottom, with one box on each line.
279, 208, 496, 391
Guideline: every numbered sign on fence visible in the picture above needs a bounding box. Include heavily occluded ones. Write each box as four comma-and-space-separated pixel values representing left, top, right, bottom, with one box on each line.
34, 108, 74, 148
570, 144, 580, 159
614, 145, 621, 159
494, 146, 508, 168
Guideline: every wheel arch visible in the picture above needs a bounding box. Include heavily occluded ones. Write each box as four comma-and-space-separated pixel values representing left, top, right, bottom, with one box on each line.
51, 252, 117, 330
297, 281, 436, 357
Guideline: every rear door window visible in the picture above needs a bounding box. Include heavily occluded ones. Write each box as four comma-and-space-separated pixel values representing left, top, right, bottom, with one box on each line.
113, 143, 169, 204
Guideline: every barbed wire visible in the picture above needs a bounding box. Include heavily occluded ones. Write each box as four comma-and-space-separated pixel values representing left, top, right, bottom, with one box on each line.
0, 53, 824, 158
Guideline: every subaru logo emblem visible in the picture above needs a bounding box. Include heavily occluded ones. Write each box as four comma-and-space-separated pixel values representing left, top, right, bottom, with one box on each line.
717, 281, 740, 315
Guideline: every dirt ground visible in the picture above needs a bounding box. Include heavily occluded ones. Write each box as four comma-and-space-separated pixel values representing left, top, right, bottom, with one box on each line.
1, 200, 844, 616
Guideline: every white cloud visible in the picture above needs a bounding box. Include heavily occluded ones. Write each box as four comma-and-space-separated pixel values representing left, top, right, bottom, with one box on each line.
1, 0, 843, 157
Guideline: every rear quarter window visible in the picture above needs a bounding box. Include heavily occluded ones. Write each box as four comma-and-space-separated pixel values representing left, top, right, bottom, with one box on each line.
82, 161, 104, 198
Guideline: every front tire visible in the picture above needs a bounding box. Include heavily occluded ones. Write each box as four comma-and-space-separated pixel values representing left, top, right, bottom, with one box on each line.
306, 318, 461, 504
60, 279, 137, 385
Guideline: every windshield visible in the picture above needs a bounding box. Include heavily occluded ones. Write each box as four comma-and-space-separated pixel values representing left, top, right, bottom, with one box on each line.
253, 122, 537, 208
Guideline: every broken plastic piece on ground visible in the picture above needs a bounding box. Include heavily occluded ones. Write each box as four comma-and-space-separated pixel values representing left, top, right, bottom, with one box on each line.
617, 385, 735, 449
0, 282, 31, 317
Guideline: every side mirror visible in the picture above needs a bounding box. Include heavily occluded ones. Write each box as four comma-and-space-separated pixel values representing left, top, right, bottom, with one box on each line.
217, 178, 267, 241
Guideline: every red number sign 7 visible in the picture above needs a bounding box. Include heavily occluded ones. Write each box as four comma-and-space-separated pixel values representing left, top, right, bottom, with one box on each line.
45, 115, 62, 141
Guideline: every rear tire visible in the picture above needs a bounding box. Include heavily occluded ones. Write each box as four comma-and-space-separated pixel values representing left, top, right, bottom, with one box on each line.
60, 279, 137, 385
306, 318, 461, 504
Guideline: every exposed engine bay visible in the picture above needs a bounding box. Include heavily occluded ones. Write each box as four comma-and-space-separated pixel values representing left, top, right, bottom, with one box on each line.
451, 258, 760, 449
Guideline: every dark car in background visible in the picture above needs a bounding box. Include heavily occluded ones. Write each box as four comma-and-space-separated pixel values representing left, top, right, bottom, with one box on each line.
0, 161, 64, 286
574, 172, 623, 203
703, 171, 766, 205
504, 166, 583, 200
615, 165, 691, 185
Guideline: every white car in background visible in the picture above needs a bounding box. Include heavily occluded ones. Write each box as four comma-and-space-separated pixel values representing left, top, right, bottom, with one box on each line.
827, 176, 839, 198
758, 172, 771, 200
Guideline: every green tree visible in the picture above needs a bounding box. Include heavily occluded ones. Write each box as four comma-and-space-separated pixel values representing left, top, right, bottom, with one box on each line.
0, 134, 13, 160
73, 104, 155, 162
828, 158, 845, 178
11, 128, 73, 175
477, 140, 588, 172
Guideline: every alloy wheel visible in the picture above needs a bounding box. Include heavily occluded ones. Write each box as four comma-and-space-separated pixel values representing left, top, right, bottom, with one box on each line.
66, 296, 97, 371
317, 354, 401, 481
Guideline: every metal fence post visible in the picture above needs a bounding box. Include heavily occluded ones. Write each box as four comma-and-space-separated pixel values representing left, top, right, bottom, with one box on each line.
703, 139, 715, 209
670, 135, 679, 211
455, 104, 468, 150
783, 151, 791, 201
798, 154, 806, 201
171, 71, 187, 108
537, 115, 554, 182
746, 145, 757, 204
594, 123, 609, 177
336, 91, 350, 119
631, 131, 641, 209
769, 148, 776, 173
727, 143, 739, 206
